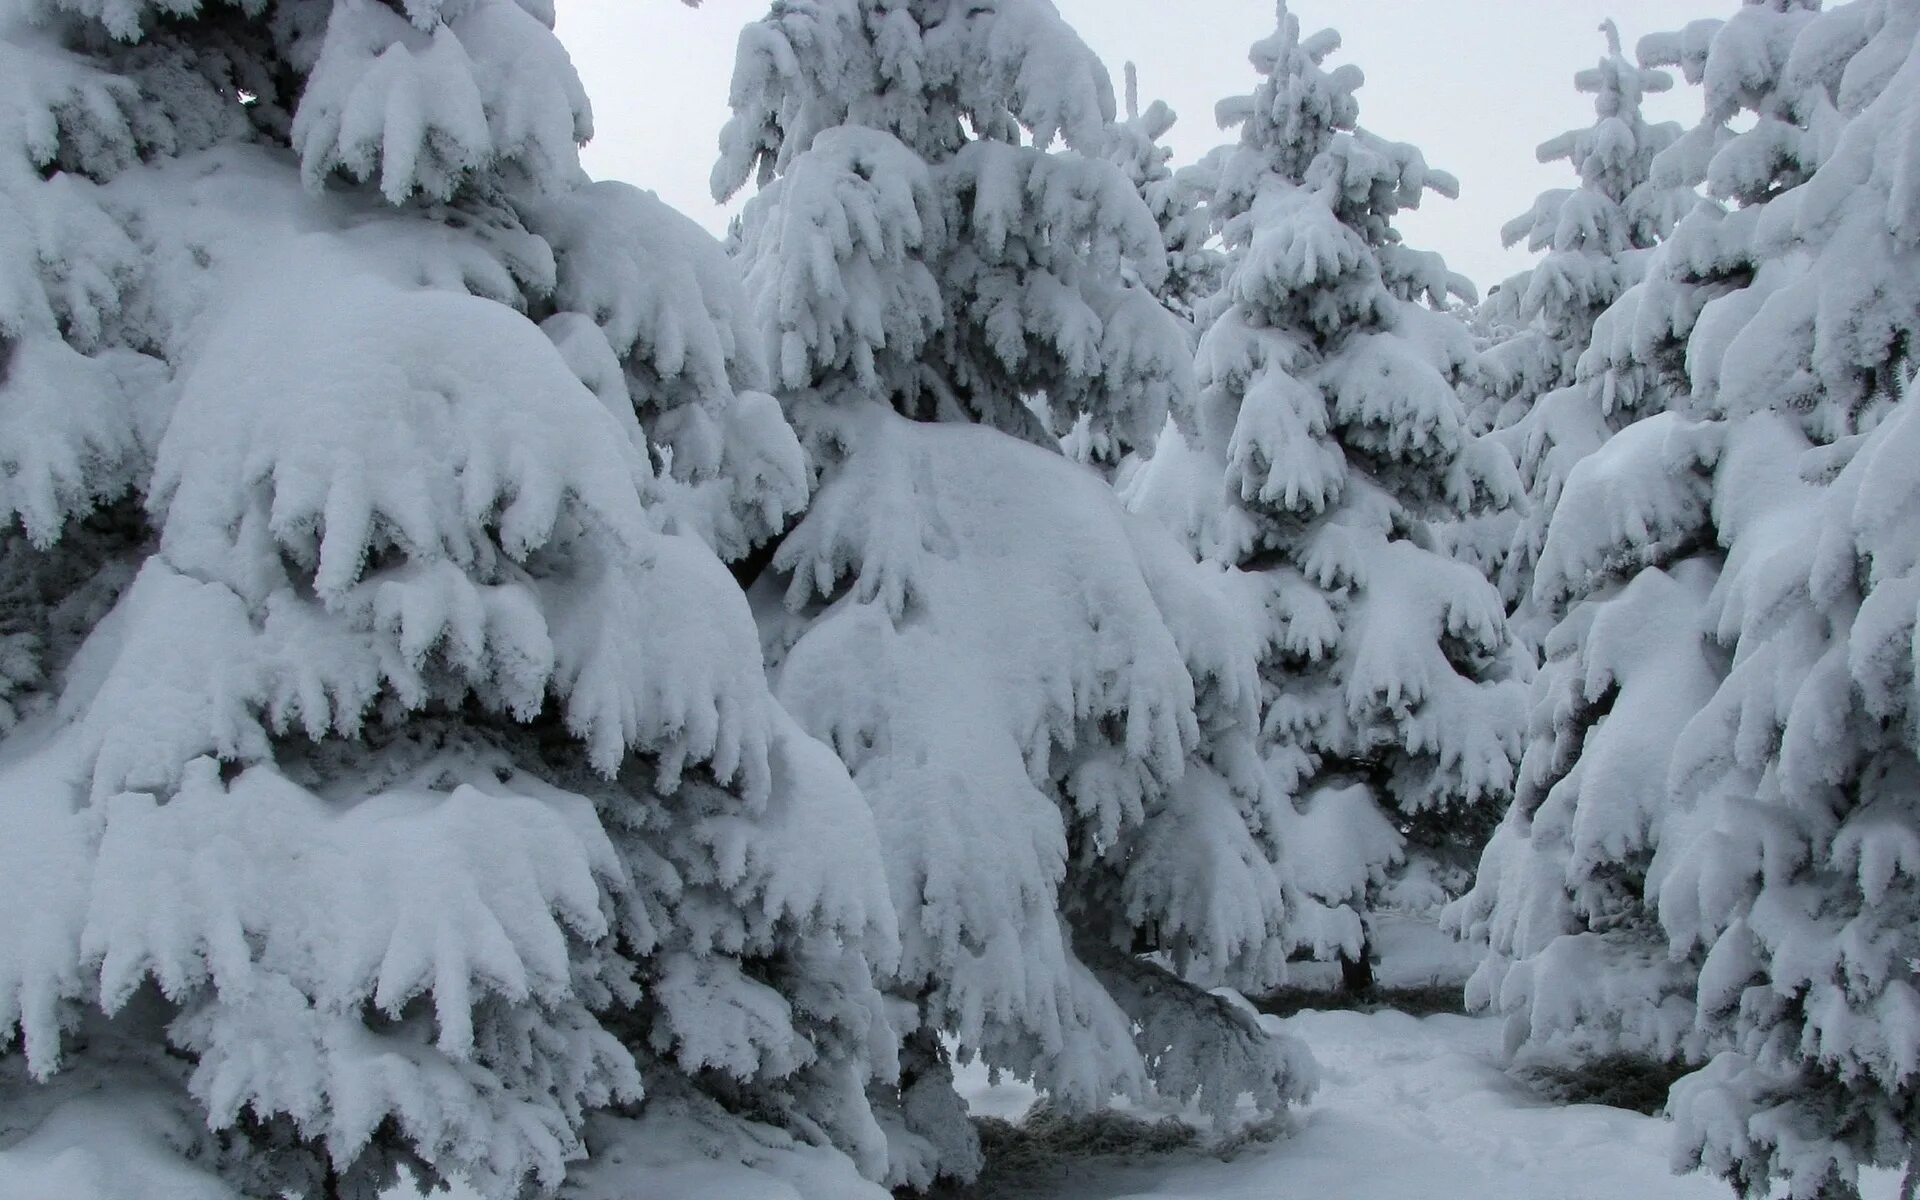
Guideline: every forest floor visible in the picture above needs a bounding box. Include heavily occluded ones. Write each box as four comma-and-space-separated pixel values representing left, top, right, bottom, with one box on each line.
946, 1007, 1907, 1200
381, 1001, 1905, 1200
381, 918, 1905, 1199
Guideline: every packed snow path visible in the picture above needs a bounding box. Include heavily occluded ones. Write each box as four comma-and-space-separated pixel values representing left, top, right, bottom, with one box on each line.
958, 1010, 1905, 1200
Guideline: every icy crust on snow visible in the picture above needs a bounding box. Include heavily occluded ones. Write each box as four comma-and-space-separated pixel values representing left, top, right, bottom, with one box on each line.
0, 1051, 241, 1200
767, 405, 1314, 1128
957, 1009, 1911, 1200
719, 0, 1187, 458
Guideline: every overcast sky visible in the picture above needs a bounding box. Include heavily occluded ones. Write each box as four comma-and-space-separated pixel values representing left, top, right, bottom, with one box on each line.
558, 0, 1730, 292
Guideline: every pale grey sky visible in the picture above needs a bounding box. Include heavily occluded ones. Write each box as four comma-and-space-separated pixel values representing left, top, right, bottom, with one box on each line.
558, 0, 1730, 293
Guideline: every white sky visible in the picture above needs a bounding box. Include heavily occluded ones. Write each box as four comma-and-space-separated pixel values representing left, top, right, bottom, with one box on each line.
558, 0, 1730, 293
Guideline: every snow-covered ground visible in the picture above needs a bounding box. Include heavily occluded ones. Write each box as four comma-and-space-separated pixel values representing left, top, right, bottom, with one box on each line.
376, 1003, 1907, 1199
953, 1009, 1905, 1200
380, 1002, 1904, 1200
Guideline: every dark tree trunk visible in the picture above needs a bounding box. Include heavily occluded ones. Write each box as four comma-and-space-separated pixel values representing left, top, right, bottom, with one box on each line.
728, 525, 786, 592
1339, 932, 1375, 996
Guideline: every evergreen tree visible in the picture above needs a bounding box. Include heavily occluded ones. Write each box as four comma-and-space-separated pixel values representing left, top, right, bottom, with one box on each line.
1070, 64, 1222, 469
1446, 0, 1809, 1089
715, 0, 1315, 1188
1449, 20, 1693, 625
1654, 2, 1920, 1193
1109, 62, 1222, 327
1126, 3, 1524, 994
1452, 3, 1920, 1194
0, 1, 900, 1196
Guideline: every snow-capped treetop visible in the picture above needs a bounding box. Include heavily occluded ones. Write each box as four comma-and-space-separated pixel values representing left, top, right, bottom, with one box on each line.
1479, 2, 1840, 632
713, 0, 1117, 191
1556, 22, 1680, 231
719, 0, 1190, 458
1596, 0, 1912, 451
1495, 21, 1685, 332
1205, 6, 1470, 346
1643, 1, 1821, 206
1106, 63, 1221, 323
1467, 20, 1693, 617
1211, 9, 1362, 211
1180, 3, 1496, 545
1683, 0, 1920, 442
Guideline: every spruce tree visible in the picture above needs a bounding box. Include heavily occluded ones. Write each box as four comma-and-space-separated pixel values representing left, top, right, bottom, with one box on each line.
1109, 62, 1222, 327
1070, 64, 1222, 470
716, 0, 1315, 1187
1453, 4, 1920, 1194
1653, 2, 1920, 1193
1126, 2, 1524, 994
1446, 0, 1812, 1083
0, 1, 899, 1196
1450, 20, 1693, 625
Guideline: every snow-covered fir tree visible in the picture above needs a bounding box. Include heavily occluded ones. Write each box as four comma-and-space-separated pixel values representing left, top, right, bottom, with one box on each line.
1481, 20, 1690, 434
715, 0, 1316, 1188
1109, 62, 1222, 327
1448, 20, 1693, 624
1445, 0, 1809, 1100
1125, 3, 1524, 995
1452, 3, 1920, 1195
1069, 64, 1221, 469
1654, 2, 1920, 1193
0, 1, 905, 1197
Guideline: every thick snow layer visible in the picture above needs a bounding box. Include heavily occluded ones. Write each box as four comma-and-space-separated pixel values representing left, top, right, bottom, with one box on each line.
767, 403, 1311, 1118
250, 1007, 1920, 1200
949, 1010, 1904, 1200
1281, 911, 1481, 993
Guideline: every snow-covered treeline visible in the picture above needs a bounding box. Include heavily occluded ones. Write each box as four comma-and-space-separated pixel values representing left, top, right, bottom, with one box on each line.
0, 0, 1913, 1198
